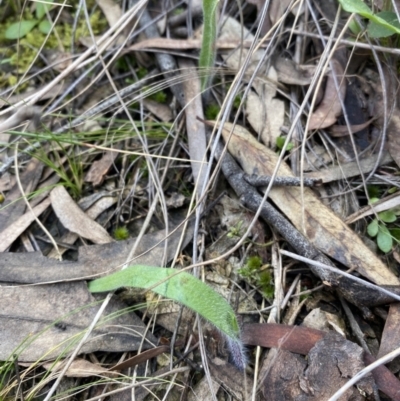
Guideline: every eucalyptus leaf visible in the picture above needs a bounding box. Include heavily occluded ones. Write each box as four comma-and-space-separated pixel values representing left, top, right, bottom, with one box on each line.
88, 265, 241, 341
6, 20, 38, 40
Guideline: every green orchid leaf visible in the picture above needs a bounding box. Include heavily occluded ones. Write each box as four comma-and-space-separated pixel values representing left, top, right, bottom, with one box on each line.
6, 20, 38, 39
199, 0, 219, 89
88, 265, 240, 341
337, 0, 373, 17
338, 0, 400, 37
368, 11, 400, 37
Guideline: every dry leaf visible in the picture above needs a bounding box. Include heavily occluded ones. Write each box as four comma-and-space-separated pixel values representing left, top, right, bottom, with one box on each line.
85, 149, 119, 186
0, 198, 51, 252
246, 66, 285, 147
304, 152, 393, 183
308, 59, 346, 130
273, 55, 317, 85
0, 281, 157, 361
50, 186, 113, 244
346, 192, 400, 224
216, 121, 399, 285
142, 98, 173, 122
303, 308, 346, 336
47, 194, 117, 258
179, 59, 208, 195
43, 358, 118, 378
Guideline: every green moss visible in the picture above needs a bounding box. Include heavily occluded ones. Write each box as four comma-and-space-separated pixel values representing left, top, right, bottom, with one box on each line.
239, 256, 274, 299
205, 103, 221, 119
114, 226, 130, 241
0, 4, 108, 88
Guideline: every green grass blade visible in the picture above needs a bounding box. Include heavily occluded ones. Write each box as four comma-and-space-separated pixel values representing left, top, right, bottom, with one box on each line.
88, 265, 240, 341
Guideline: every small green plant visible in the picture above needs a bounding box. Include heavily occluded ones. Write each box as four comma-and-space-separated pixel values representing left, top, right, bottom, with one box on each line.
367, 210, 399, 253
276, 136, 294, 152
113, 226, 129, 241
205, 103, 221, 120
238, 256, 274, 299
227, 220, 243, 238
5, 2, 53, 39
338, 0, 400, 38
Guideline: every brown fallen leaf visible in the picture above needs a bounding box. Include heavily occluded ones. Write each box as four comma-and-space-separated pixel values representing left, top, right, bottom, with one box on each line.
0, 219, 194, 283
84, 148, 119, 186
377, 303, 400, 366
246, 66, 285, 148
308, 59, 346, 131
0, 198, 51, 252
329, 118, 374, 137
50, 186, 114, 244
0, 158, 43, 230
47, 194, 118, 258
142, 98, 173, 122
179, 58, 208, 196
0, 281, 157, 362
273, 55, 317, 86
304, 152, 393, 184
215, 121, 398, 286
125, 37, 257, 52
44, 358, 119, 378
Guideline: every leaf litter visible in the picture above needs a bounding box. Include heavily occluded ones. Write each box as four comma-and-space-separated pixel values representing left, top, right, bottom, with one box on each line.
1, 0, 400, 399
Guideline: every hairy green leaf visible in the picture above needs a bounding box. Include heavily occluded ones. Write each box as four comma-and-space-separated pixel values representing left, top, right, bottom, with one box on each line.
199, 0, 219, 89
88, 265, 240, 340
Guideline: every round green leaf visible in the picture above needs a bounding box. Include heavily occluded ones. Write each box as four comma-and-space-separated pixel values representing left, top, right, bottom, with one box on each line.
367, 219, 379, 237
88, 265, 241, 341
377, 227, 393, 253
379, 210, 397, 223
39, 20, 52, 34
36, 2, 51, 19
6, 20, 38, 39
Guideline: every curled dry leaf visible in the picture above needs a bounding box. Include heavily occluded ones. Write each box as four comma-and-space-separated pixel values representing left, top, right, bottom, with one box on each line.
308, 59, 346, 131
215, 121, 398, 286
50, 186, 113, 244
